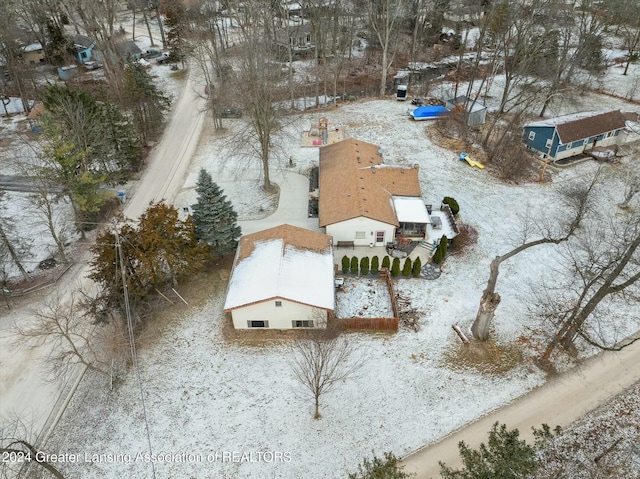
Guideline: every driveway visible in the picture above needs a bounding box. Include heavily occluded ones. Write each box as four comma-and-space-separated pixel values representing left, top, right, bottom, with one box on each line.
401, 341, 640, 478
238, 169, 320, 235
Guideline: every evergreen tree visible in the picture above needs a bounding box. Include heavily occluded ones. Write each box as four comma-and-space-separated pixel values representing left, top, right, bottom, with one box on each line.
432, 236, 448, 265
348, 451, 411, 479
164, 0, 190, 68
381, 256, 391, 271
342, 255, 350, 274
191, 169, 241, 255
350, 256, 358, 275
412, 257, 422, 278
439, 422, 558, 479
371, 256, 379, 275
360, 257, 370, 275
391, 257, 400, 277
402, 258, 412, 277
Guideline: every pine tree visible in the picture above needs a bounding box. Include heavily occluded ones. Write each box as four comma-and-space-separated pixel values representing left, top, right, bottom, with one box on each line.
191, 169, 241, 255
350, 256, 358, 275
371, 256, 379, 275
433, 235, 448, 265
348, 451, 411, 479
360, 257, 370, 275
391, 257, 401, 277
402, 258, 412, 277
412, 257, 422, 277
342, 255, 350, 274
381, 256, 391, 271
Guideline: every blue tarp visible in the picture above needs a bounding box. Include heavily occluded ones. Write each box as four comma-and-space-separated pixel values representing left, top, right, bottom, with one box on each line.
410, 105, 449, 120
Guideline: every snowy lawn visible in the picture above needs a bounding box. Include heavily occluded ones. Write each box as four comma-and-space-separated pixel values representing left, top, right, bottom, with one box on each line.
335, 277, 394, 319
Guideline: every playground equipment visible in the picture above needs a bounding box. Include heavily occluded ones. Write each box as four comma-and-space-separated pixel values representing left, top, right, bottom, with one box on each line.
459, 152, 485, 169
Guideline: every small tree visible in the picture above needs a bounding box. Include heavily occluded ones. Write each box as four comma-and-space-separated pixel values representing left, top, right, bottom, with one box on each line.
290, 328, 363, 419
402, 258, 412, 277
432, 236, 448, 265
360, 257, 370, 275
391, 257, 401, 277
371, 256, 379, 275
442, 196, 460, 215
350, 256, 359, 275
412, 257, 422, 277
348, 451, 412, 479
342, 255, 350, 274
381, 256, 391, 271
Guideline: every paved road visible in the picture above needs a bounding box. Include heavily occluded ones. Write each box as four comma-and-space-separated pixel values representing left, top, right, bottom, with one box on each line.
402, 342, 640, 478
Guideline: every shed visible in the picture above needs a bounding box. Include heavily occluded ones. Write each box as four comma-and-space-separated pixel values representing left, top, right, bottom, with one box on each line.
57, 65, 78, 80
72, 35, 96, 64
116, 41, 142, 61
445, 95, 487, 126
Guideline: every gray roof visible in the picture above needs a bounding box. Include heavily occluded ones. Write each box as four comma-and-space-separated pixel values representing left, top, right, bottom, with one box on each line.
525, 110, 627, 143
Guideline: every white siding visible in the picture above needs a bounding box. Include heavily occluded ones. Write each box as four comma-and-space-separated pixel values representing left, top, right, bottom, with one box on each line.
231, 298, 328, 329
555, 135, 621, 160
326, 217, 395, 246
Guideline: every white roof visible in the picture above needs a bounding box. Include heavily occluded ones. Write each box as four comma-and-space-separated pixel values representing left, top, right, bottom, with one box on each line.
23, 42, 43, 52
525, 111, 607, 128
393, 196, 430, 223
224, 236, 335, 311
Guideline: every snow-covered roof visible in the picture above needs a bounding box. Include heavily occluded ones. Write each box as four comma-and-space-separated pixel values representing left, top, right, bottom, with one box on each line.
393, 196, 430, 224
525, 111, 610, 128
224, 224, 334, 311
23, 42, 43, 53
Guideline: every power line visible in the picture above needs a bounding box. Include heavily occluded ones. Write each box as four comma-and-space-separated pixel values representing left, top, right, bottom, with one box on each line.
114, 221, 156, 479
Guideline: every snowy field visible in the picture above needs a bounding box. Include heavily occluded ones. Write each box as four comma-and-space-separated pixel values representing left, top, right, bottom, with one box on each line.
42, 88, 640, 478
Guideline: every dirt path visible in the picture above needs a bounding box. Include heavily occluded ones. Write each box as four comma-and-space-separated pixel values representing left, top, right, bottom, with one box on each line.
401, 342, 640, 478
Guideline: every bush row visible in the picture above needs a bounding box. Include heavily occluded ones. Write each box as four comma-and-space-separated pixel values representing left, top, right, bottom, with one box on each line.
341, 255, 422, 278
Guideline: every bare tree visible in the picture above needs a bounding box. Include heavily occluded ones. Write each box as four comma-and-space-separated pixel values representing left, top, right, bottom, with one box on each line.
617, 155, 640, 209
15, 289, 113, 378
290, 326, 364, 419
0, 192, 33, 283
472, 172, 599, 340
0, 415, 66, 479
538, 212, 640, 366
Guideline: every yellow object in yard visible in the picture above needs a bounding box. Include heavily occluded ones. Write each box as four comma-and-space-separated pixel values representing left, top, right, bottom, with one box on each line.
459, 152, 485, 169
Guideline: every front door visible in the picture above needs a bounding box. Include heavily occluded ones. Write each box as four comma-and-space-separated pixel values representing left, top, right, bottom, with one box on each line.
375, 231, 385, 245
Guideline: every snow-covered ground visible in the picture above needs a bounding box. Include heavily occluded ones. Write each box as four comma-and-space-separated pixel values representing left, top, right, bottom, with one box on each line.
41, 91, 640, 478
335, 277, 394, 319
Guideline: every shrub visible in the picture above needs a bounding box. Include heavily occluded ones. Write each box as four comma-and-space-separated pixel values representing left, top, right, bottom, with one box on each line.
391, 257, 401, 277
350, 256, 359, 275
432, 235, 448, 264
442, 196, 460, 215
360, 257, 370, 275
381, 256, 391, 270
412, 257, 422, 277
342, 255, 350, 274
347, 451, 411, 479
371, 255, 379, 275
402, 258, 412, 277
451, 223, 479, 257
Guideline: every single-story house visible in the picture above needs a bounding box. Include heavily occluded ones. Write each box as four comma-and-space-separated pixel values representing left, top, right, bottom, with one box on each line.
445, 95, 487, 127
72, 35, 96, 64
319, 138, 430, 247
274, 24, 314, 55
22, 42, 46, 65
224, 224, 334, 329
115, 41, 142, 61
523, 110, 627, 161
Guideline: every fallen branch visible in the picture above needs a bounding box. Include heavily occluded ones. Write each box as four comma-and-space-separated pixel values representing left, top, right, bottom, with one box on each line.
452, 324, 469, 343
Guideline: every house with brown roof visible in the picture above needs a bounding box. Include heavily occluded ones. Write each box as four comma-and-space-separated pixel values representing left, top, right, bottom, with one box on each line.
223, 224, 334, 329
318, 138, 430, 247
523, 110, 627, 160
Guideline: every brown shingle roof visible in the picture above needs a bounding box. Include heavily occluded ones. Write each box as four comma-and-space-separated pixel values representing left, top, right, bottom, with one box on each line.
236, 224, 331, 263
318, 138, 422, 227
556, 110, 626, 143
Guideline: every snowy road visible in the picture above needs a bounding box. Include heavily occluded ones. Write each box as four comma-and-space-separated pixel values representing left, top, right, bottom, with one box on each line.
402, 341, 640, 478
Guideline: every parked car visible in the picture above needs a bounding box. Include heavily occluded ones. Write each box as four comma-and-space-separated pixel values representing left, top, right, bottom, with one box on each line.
219, 108, 242, 119
156, 52, 171, 63
143, 48, 162, 59
83, 61, 103, 70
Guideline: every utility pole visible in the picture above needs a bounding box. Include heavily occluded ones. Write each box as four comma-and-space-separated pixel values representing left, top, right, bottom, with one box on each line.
113, 222, 157, 479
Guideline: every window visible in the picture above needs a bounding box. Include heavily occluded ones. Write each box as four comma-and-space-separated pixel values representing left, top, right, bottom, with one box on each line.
292, 320, 314, 328
355, 231, 366, 239
528, 131, 535, 141
376, 231, 385, 243
545, 138, 552, 149
248, 320, 268, 328
275, 301, 282, 307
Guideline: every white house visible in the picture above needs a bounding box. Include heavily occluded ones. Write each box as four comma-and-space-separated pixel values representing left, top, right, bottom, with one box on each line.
223, 224, 334, 329
318, 138, 429, 247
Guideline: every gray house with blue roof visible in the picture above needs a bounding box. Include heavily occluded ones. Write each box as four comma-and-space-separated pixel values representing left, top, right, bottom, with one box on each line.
523, 110, 627, 160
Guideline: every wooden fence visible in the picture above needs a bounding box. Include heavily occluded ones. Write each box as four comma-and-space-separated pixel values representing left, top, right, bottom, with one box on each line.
341, 269, 399, 331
